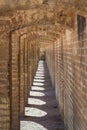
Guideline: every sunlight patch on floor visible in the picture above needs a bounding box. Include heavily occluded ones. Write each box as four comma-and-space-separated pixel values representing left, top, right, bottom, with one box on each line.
37, 69, 44, 71
20, 121, 48, 130
30, 91, 45, 97
28, 98, 46, 105
34, 76, 45, 79
36, 72, 44, 74
33, 79, 45, 82
20, 60, 64, 130
37, 68, 44, 70
25, 107, 47, 117
33, 82, 45, 86
35, 74, 45, 77
31, 86, 45, 91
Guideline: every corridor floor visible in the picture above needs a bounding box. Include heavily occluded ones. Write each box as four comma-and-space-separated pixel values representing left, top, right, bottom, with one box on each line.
20, 60, 64, 130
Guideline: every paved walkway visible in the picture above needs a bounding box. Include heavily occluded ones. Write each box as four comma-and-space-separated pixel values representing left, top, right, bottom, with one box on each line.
20, 60, 64, 130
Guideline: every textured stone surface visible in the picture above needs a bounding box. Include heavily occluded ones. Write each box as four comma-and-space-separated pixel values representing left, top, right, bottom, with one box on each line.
0, 31, 10, 130
46, 16, 87, 130
11, 32, 20, 130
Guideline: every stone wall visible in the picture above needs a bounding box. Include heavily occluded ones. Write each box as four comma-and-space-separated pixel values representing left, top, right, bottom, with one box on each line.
0, 23, 40, 130
11, 32, 20, 130
46, 43, 55, 87
46, 15, 87, 130
10, 30, 40, 130
0, 31, 10, 130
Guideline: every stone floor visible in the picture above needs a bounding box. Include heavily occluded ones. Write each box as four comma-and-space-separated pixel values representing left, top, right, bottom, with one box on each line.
20, 60, 64, 130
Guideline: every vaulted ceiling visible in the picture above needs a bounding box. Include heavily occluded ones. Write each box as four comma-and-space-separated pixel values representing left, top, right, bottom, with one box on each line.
0, 0, 87, 15
0, 0, 87, 48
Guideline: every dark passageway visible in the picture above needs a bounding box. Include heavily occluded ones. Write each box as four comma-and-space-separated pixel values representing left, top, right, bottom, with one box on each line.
20, 60, 64, 130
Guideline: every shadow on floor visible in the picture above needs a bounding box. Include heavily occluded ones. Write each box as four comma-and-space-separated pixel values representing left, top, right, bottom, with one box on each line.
20, 60, 64, 130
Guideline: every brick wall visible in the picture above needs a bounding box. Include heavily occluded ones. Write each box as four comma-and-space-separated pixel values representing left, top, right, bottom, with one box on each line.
24, 37, 28, 105
45, 15, 87, 130
19, 35, 25, 116
10, 30, 40, 129
46, 43, 55, 87
11, 32, 20, 130
0, 32, 10, 130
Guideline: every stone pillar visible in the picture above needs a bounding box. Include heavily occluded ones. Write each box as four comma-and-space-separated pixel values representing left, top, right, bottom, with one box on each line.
35, 44, 39, 66
24, 37, 28, 104
0, 32, 10, 130
19, 35, 25, 116
33, 43, 37, 74
27, 41, 31, 95
11, 32, 20, 130
30, 43, 34, 86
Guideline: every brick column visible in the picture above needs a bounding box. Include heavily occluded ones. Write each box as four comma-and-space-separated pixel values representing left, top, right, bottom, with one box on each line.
0, 32, 11, 130
19, 35, 25, 116
11, 32, 20, 130
30, 43, 35, 86
24, 38, 28, 104
27, 41, 31, 95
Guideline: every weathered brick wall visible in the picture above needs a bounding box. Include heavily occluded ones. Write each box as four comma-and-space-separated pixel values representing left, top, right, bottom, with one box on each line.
61, 16, 87, 130
62, 29, 77, 130
0, 32, 10, 130
24, 38, 28, 105
45, 15, 87, 130
51, 37, 65, 115
46, 43, 55, 87
27, 41, 31, 94
10, 29, 40, 129
11, 32, 20, 130
24, 39, 39, 104
19, 35, 25, 116
29, 42, 38, 87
